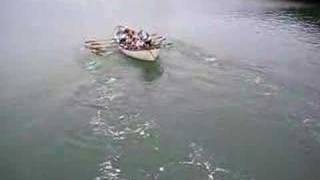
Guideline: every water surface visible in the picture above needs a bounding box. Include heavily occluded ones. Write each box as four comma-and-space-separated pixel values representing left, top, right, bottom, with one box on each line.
1, 0, 320, 180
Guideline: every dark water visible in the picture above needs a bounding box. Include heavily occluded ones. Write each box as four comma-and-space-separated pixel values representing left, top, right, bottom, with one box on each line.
1, 0, 320, 180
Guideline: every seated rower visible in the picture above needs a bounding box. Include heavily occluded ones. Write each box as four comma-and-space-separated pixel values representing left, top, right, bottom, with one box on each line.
138, 30, 153, 48
138, 30, 149, 40
135, 39, 145, 50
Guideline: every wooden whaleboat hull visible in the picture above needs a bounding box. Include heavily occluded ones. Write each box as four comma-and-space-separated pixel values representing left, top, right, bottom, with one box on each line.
119, 47, 160, 61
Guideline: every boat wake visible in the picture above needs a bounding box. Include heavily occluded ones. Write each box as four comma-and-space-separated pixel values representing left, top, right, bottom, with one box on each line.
73, 39, 263, 180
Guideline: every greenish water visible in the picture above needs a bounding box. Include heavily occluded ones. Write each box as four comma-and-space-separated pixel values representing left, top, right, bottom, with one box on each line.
1, 0, 320, 180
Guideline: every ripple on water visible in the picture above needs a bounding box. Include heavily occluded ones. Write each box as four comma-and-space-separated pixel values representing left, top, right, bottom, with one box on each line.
77, 39, 263, 180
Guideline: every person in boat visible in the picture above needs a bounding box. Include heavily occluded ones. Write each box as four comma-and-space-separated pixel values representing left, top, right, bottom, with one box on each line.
118, 33, 127, 44
138, 30, 149, 40
138, 30, 152, 48
135, 39, 145, 50
115, 26, 132, 43
116, 26, 155, 50
115, 26, 128, 43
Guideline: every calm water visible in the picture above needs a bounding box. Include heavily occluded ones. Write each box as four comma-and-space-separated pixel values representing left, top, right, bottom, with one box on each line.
1, 0, 320, 180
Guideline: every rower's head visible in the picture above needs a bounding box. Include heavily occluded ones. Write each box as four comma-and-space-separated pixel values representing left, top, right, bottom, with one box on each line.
124, 28, 129, 34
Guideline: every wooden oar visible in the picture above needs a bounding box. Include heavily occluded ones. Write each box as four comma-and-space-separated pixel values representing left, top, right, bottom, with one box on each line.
151, 36, 165, 40
152, 37, 166, 46
85, 44, 117, 49
84, 38, 117, 47
153, 41, 173, 49
85, 42, 117, 47
90, 48, 114, 56
84, 41, 117, 56
151, 33, 163, 37
84, 38, 115, 44
86, 47, 112, 51
88, 42, 106, 46
161, 42, 173, 48
91, 48, 107, 53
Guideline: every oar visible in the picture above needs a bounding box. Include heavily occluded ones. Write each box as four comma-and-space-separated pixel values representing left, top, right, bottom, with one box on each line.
85, 43, 116, 56
152, 37, 167, 46
151, 33, 162, 37
87, 42, 108, 46
84, 40, 117, 48
84, 38, 115, 44
86, 47, 114, 52
161, 42, 173, 48
85, 42, 117, 47
152, 36, 165, 40
84, 39, 117, 48
86, 48, 116, 56
91, 49, 107, 53
85, 44, 117, 49
90, 48, 113, 56
153, 41, 173, 49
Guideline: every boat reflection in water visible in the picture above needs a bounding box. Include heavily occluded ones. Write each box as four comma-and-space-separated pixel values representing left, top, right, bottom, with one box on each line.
124, 55, 164, 82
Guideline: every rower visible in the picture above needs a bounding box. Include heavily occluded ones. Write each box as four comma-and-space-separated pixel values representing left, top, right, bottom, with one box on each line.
138, 30, 152, 48
139, 30, 150, 41
136, 39, 145, 50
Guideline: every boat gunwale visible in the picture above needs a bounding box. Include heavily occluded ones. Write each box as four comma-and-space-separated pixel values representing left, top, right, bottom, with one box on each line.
118, 46, 160, 52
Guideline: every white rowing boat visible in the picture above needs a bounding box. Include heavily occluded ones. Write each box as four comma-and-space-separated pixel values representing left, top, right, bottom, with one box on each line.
119, 47, 160, 61
84, 25, 168, 61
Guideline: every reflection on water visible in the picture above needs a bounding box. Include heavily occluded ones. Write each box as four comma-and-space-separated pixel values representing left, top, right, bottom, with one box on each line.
125, 58, 164, 82
285, 6, 320, 25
